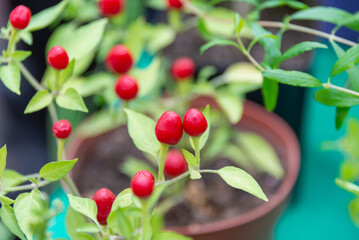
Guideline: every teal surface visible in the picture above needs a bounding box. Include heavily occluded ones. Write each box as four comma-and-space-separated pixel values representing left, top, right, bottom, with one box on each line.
275, 43, 359, 239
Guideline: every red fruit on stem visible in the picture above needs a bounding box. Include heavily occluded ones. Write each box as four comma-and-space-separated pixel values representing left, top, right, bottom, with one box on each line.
98, 0, 124, 16
92, 188, 116, 225
164, 149, 188, 177
105, 45, 133, 74
167, 0, 184, 9
52, 119, 72, 139
170, 57, 195, 81
131, 170, 155, 198
9, 5, 32, 30
47, 46, 69, 70
183, 108, 208, 137
114, 75, 139, 101
155, 111, 183, 145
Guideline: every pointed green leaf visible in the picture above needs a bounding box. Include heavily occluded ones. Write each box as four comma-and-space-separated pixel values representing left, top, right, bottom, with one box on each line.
0, 205, 26, 240
262, 77, 279, 111
56, 88, 88, 112
14, 190, 44, 240
276, 41, 327, 67
0, 145, 6, 177
2, 170, 26, 190
60, 59, 75, 85
124, 109, 161, 160
65, 207, 94, 240
315, 88, 359, 107
331, 44, 359, 77
216, 92, 243, 124
111, 188, 133, 212
11, 51, 32, 62
262, 69, 322, 87
349, 198, 359, 227
0, 195, 15, 205
200, 39, 239, 55
39, 159, 78, 182
67, 194, 102, 231
24, 90, 53, 114
0, 63, 21, 95
76, 223, 101, 233
181, 149, 201, 180
336, 107, 350, 130
189, 105, 211, 150
27, 0, 69, 32
218, 166, 268, 201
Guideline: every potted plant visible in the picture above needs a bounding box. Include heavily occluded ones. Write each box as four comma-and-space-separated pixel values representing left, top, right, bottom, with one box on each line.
0, 0, 358, 240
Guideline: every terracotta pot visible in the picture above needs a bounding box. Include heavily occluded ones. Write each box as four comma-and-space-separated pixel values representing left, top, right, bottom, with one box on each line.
66, 100, 300, 240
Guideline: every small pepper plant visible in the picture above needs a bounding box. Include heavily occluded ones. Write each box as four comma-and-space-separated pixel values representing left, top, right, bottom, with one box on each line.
0, 0, 359, 239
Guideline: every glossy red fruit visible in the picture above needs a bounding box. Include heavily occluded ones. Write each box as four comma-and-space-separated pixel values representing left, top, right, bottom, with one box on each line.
92, 188, 116, 225
167, 0, 184, 9
114, 75, 139, 101
52, 119, 72, 139
170, 57, 195, 81
131, 170, 155, 198
164, 149, 188, 177
98, 0, 124, 16
183, 108, 208, 137
9, 5, 32, 30
155, 111, 183, 145
105, 45, 133, 74
47, 46, 69, 70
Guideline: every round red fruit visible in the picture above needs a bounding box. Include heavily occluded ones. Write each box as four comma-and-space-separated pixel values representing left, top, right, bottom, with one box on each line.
105, 45, 133, 74
155, 111, 183, 145
52, 119, 72, 139
98, 0, 124, 16
183, 108, 207, 137
92, 188, 116, 225
170, 57, 195, 81
164, 149, 187, 177
9, 5, 32, 30
167, 0, 184, 9
114, 75, 139, 101
47, 46, 69, 70
131, 170, 155, 198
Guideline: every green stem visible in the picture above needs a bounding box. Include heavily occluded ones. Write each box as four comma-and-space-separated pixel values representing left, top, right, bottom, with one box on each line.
158, 144, 169, 183
156, 171, 190, 186
7, 28, 18, 56
4, 180, 50, 192
191, 137, 201, 169
236, 33, 265, 72
63, 174, 81, 197
17, 62, 45, 91
323, 83, 359, 97
139, 200, 148, 240
54, 70, 61, 91
57, 139, 65, 162
199, 169, 218, 174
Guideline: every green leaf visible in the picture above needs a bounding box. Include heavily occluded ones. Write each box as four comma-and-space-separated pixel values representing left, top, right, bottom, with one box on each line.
336, 107, 350, 130
262, 77, 279, 111
111, 189, 133, 212
124, 18, 147, 61
262, 69, 322, 87
258, 0, 308, 10
2, 170, 26, 190
132, 58, 161, 97
349, 198, 359, 227
107, 207, 133, 239
0, 145, 6, 177
11, 51, 32, 62
189, 105, 211, 150
204, 8, 236, 37
76, 223, 100, 233
340, 160, 359, 182
216, 92, 243, 124
336, 178, 359, 196
27, 0, 69, 32
124, 109, 161, 160
154, 231, 192, 240
56, 88, 88, 112
331, 44, 359, 77
291, 7, 359, 31
19, 31, 33, 45
218, 166, 268, 201
14, 190, 44, 240
147, 25, 175, 53
67, 194, 102, 231
24, 90, 53, 114
200, 39, 239, 55
121, 156, 157, 179
143, 219, 153, 240
66, 207, 94, 240
60, 59, 75, 85
236, 132, 284, 179
221, 62, 263, 86
314, 88, 359, 107
147, 183, 168, 211
0, 195, 15, 205
181, 149, 201, 180
0, 63, 21, 95
0, 205, 26, 240
276, 41, 327, 67
39, 159, 78, 182
248, 34, 277, 53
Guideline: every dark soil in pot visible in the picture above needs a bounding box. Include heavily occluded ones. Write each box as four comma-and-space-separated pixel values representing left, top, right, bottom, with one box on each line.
68, 101, 296, 236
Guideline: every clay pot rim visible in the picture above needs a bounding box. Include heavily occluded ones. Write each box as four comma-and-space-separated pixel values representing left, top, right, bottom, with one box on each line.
66, 100, 300, 237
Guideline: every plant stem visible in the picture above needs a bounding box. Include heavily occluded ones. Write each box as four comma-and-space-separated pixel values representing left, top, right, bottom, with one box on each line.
191, 137, 201, 168
236, 33, 265, 72
54, 70, 61, 91
17, 62, 45, 91
199, 169, 218, 174
7, 28, 17, 56
259, 21, 357, 47
323, 83, 359, 97
156, 171, 190, 186
158, 144, 169, 183
139, 200, 148, 240
57, 139, 65, 162
4, 180, 50, 192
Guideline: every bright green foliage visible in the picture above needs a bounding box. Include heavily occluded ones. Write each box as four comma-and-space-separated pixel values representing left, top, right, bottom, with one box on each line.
39, 159, 78, 181
0, 63, 21, 95
25, 90, 53, 114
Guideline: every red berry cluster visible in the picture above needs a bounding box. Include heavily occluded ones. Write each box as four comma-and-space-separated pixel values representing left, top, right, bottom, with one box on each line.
98, 0, 124, 16
9, 5, 32, 30
170, 57, 195, 81
52, 119, 72, 139
92, 188, 116, 225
